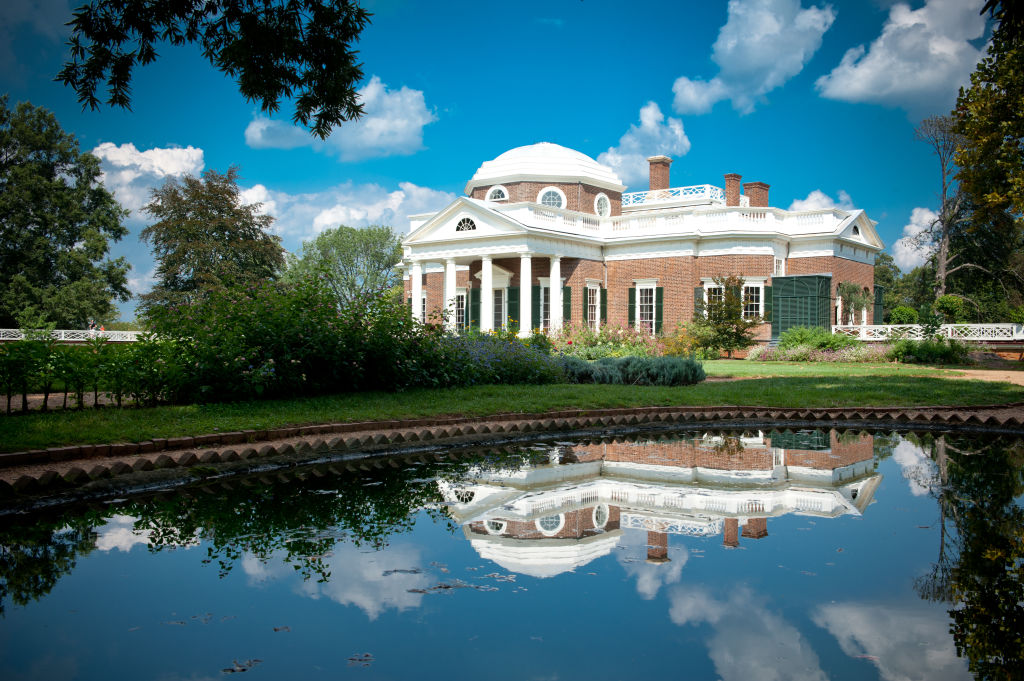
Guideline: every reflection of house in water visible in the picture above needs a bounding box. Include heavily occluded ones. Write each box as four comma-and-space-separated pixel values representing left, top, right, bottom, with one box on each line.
440, 430, 882, 577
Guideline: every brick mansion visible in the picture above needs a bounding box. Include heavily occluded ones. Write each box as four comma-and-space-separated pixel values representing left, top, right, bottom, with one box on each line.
401, 143, 884, 340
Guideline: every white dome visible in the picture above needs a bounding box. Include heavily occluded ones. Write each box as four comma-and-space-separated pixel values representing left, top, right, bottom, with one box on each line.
465, 142, 625, 194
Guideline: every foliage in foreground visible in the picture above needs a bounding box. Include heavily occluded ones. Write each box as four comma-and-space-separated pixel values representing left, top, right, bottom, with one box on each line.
560, 355, 706, 386
550, 324, 662, 359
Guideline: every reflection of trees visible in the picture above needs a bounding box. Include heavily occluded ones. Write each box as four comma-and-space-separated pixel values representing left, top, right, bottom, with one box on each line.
0, 511, 102, 615
0, 449, 539, 612
914, 435, 1024, 680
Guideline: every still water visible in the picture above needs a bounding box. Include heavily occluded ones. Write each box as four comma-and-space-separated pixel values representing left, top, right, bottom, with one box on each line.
0, 428, 1021, 680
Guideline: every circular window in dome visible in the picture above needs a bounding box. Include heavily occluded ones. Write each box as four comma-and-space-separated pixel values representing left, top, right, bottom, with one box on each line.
456, 218, 476, 232
592, 503, 609, 528
595, 193, 610, 217
538, 187, 565, 209
536, 514, 565, 536
485, 520, 507, 535
487, 186, 508, 201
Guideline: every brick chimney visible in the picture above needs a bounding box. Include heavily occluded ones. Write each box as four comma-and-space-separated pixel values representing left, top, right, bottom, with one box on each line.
724, 173, 742, 206
648, 155, 672, 191
741, 517, 768, 539
723, 517, 740, 547
743, 181, 770, 207
646, 531, 670, 564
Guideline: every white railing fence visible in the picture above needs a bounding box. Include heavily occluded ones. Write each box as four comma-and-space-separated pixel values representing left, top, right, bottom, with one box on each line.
0, 329, 143, 342
832, 324, 1024, 342
622, 184, 726, 207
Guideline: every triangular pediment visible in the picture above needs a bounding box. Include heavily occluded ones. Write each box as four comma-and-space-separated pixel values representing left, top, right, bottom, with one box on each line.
404, 198, 529, 245
837, 210, 884, 249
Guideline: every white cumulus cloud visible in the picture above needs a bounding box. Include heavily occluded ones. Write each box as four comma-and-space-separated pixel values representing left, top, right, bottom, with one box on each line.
891, 206, 937, 271
891, 437, 940, 497
673, 0, 836, 115
788, 189, 854, 211
813, 602, 970, 680
92, 142, 205, 212
816, 0, 987, 115
597, 102, 691, 189
245, 76, 437, 161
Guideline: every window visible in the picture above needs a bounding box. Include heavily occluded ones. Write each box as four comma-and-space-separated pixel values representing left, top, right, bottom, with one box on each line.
456, 218, 476, 231
774, 258, 785, 276
486, 186, 508, 201
638, 285, 655, 334
536, 514, 565, 536
587, 286, 600, 331
540, 286, 551, 330
706, 286, 724, 305
485, 520, 507, 535
594, 193, 610, 217
421, 294, 427, 321
852, 225, 860, 236
538, 186, 565, 209
455, 290, 467, 330
743, 285, 761, 319
493, 288, 505, 330
593, 504, 609, 529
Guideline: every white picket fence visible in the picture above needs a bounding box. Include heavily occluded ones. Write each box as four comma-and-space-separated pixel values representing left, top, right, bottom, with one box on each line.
832, 323, 1024, 342
0, 329, 143, 342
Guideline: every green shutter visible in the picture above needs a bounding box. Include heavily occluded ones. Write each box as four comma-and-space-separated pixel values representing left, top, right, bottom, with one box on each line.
873, 285, 885, 324
469, 288, 480, 330
600, 288, 607, 323
507, 286, 520, 331
407, 296, 412, 309
563, 286, 571, 322
693, 287, 704, 320
655, 287, 664, 334
628, 287, 636, 327
581, 287, 589, 326
531, 285, 541, 331
763, 285, 772, 323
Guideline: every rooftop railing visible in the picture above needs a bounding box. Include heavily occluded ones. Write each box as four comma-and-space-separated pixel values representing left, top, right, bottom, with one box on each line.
622, 184, 726, 207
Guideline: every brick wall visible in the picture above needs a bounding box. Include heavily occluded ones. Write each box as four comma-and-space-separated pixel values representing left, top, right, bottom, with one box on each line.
468, 505, 621, 540
469, 181, 622, 216
605, 257, 695, 330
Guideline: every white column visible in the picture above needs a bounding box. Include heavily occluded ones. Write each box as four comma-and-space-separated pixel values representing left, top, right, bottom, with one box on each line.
861, 305, 868, 326
410, 261, 423, 322
480, 256, 493, 332
444, 258, 457, 332
836, 295, 843, 327
519, 253, 532, 338
549, 255, 562, 333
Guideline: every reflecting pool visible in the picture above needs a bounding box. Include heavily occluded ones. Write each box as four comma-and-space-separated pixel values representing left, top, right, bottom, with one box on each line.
0, 428, 1021, 680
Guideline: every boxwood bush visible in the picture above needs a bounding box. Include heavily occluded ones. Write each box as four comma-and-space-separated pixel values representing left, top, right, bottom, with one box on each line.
560, 355, 705, 386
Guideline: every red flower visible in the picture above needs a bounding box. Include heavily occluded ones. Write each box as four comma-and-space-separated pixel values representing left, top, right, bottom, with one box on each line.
567, 340, 573, 345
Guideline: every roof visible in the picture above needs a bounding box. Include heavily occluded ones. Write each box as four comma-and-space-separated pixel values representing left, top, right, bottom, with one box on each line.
465, 142, 626, 194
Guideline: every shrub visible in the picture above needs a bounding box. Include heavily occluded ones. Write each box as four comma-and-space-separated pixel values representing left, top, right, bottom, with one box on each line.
889, 306, 919, 324
890, 338, 969, 365
663, 323, 720, 360
777, 326, 860, 351
560, 355, 705, 386
934, 295, 967, 323
552, 324, 661, 359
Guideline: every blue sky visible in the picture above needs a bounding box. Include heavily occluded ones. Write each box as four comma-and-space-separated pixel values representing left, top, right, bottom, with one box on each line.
1, 0, 992, 318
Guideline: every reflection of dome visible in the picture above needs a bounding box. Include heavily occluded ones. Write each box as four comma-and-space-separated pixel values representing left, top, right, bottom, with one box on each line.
465, 142, 625, 194
467, 528, 622, 579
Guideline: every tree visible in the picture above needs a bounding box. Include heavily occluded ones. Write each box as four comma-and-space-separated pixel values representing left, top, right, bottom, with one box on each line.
283, 224, 403, 307
691, 275, 762, 358
0, 96, 130, 328
955, 15, 1024, 223
139, 166, 284, 312
57, 0, 372, 139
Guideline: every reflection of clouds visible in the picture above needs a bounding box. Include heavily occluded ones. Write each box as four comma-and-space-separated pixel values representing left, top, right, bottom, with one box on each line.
891, 439, 939, 497
241, 543, 430, 620
95, 515, 152, 552
615, 530, 687, 599
668, 585, 827, 681
813, 603, 969, 681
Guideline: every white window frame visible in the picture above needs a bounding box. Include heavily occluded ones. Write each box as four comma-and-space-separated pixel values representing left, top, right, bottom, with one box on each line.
492, 287, 506, 330
455, 287, 468, 331
774, 257, 785, 276
536, 514, 565, 536
592, 504, 609, 529
486, 185, 509, 202
537, 186, 566, 209
637, 284, 656, 335
701, 278, 764, 319
485, 519, 507, 535
594, 192, 611, 217
586, 283, 601, 331
742, 284, 762, 320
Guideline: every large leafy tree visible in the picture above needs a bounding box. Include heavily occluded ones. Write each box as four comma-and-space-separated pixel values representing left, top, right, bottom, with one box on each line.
284, 224, 403, 307
58, 0, 372, 139
955, 13, 1024, 224
139, 166, 284, 312
0, 96, 130, 328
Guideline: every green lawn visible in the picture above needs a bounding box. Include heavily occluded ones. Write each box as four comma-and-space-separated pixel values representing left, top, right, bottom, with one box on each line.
1, 361, 1022, 453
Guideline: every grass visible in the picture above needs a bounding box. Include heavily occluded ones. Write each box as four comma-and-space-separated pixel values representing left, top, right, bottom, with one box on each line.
1, 362, 1023, 453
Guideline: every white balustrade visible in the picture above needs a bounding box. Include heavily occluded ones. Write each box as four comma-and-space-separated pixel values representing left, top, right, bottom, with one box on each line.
832, 324, 1024, 342
0, 329, 143, 342
622, 184, 726, 207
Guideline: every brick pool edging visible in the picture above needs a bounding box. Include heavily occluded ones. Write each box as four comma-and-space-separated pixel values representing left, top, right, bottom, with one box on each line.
2, 402, 1023, 498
